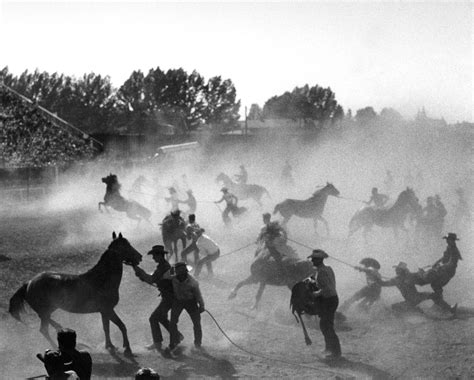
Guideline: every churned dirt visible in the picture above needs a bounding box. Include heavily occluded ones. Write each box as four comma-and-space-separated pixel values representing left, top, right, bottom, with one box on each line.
0, 205, 473, 380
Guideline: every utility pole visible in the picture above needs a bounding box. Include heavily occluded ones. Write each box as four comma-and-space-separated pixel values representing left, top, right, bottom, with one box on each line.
244, 106, 248, 138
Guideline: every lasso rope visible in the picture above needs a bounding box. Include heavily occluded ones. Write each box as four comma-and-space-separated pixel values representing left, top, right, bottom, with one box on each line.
204, 309, 347, 377
218, 242, 256, 258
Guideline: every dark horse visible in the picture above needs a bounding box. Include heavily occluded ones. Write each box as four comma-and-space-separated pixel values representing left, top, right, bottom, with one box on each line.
161, 214, 187, 263
216, 173, 271, 206
228, 243, 314, 309
290, 280, 346, 346
9, 232, 142, 357
348, 187, 418, 242
99, 174, 152, 224
273, 182, 340, 235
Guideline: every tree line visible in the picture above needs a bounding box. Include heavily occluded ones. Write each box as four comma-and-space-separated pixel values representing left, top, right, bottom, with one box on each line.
0, 66, 241, 135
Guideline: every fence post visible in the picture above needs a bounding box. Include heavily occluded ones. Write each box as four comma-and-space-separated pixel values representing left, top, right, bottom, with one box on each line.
26, 167, 30, 202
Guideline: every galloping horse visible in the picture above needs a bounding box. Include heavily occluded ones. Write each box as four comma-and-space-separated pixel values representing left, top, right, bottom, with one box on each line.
9, 232, 142, 357
348, 187, 418, 242
99, 174, 152, 224
161, 214, 187, 263
273, 183, 340, 235
290, 279, 346, 345
216, 173, 271, 206
228, 242, 314, 309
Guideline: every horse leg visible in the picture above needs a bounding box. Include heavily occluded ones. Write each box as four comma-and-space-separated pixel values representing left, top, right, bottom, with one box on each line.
48, 317, 63, 331
252, 282, 266, 310
39, 315, 56, 348
228, 275, 257, 300
109, 310, 133, 357
319, 216, 330, 237
297, 312, 312, 346
100, 311, 115, 351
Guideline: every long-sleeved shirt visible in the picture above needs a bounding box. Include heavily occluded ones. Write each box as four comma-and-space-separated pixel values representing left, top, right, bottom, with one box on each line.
151, 262, 174, 297
172, 274, 205, 306
196, 234, 219, 256
314, 265, 337, 298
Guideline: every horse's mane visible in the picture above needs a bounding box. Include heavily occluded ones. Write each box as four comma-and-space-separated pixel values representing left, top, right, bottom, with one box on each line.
311, 184, 330, 199
80, 248, 121, 283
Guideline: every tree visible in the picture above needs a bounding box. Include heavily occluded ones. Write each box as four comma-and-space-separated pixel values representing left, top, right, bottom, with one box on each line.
355, 107, 377, 125
202, 76, 240, 130
247, 103, 263, 121
262, 84, 343, 128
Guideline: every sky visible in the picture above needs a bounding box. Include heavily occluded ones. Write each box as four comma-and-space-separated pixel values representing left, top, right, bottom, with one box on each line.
0, 1, 472, 123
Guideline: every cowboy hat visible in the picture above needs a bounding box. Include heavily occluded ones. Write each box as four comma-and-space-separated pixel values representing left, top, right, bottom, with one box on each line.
359, 257, 381, 270
393, 261, 408, 271
148, 245, 168, 255
174, 262, 193, 273
442, 233, 459, 241
308, 249, 329, 259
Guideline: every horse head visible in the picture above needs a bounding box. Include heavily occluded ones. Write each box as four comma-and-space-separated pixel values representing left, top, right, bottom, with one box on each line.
102, 174, 118, 185
109, 232, 142, 266
398, 187, 419, 211
315, 182, 340, 197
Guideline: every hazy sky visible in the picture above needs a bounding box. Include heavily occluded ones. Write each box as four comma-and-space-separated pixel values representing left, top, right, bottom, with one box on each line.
1, 1, 472, 122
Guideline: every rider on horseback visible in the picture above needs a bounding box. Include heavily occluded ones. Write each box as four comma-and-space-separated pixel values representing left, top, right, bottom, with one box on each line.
165, 187, 180, 212
366, 187, 389, 208
215, 187, 239, 225
235, 164, 248, 184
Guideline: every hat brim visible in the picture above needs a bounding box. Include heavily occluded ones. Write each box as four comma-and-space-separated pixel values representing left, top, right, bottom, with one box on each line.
442, 236, 459, 240
148, 250, 168, 255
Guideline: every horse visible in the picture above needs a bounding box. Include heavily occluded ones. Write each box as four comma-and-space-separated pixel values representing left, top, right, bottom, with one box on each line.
216, 173, 271, 206
161, 214, 187, 263
8, 232, 142, 357
290, 280, 346, 346
348, 187, 419, 242
273, 182, 340, 236
228, 243, 314, 309
98, 173, 152, 225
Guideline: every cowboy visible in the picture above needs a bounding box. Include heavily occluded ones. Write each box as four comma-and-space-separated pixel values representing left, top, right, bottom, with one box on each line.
167, 262, 205, 353
215, 187, 239, 224
339, 258, 382, 313
366, 187, 389, 208
308, 249, 342, 359
56, 328, 92, 380
194, 228, 220, 277
133, 245, 184, 351
181, 214, 201, 263
256, 213, 273, 246
235, 164, 248, 184
39, 349, 79, 380
417, 233, 460, 314
178, 189, 197, 215
164, 209, 186, 230
165, 187, 180, 212
378, 262, 434, 313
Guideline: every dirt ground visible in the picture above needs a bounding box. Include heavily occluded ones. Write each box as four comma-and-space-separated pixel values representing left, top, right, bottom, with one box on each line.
1, 205, 473, 380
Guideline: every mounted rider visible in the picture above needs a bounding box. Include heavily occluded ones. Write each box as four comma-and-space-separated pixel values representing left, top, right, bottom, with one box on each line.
235, 164, 248, 184
165, 187, 180, 212
178, 189, 197, 216
366, 187, 389, 208
256, 220, 295, 266
164, 209, 186, 231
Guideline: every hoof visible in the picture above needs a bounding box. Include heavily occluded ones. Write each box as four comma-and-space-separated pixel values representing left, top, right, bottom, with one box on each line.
305, 338, 312, 346
124, 347, 134, 358
228, 291, 237, 300
106, 344, 116, 352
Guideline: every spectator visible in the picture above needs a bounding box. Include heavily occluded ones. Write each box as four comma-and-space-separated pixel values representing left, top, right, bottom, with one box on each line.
38, 349, 79, 380
57, 328, 92, 380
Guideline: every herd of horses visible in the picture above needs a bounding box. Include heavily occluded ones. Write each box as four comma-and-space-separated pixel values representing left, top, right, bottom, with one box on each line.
7, 173, 431, 354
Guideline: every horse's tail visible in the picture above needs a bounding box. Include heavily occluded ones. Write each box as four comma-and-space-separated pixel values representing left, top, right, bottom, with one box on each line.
289, 283, 301, 324
9, 283, 28, 321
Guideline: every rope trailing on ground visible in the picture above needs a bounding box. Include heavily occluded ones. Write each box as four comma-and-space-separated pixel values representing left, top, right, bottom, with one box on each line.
204, 309, 347, 377
336, 196, 367, 204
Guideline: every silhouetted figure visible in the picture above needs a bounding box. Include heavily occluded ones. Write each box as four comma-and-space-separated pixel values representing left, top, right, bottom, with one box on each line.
194, 228, 220, 277
57, 328, 92, 380
38, 349, 79, 380
366, 187, 389, 208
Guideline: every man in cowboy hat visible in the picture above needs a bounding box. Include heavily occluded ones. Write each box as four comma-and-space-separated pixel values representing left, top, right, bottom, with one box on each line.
379, 262, 435, 313
339, 258, 382, 313
133, 245, 183, 351
308, 249, 341, 359
215, 187, 239, 225
167, 262, 205, 353
420, 233, 461, 314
